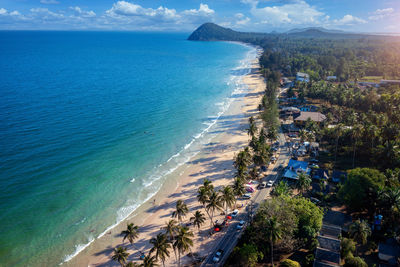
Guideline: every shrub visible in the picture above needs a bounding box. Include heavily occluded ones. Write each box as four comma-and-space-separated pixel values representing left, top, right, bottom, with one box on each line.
280, 259, 301, 267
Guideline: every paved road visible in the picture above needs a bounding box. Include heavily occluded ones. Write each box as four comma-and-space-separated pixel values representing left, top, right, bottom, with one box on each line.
201, 131, 290, 266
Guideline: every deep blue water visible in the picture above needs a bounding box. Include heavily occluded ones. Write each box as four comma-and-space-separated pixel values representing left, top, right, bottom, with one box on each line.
0, 31, 254, 266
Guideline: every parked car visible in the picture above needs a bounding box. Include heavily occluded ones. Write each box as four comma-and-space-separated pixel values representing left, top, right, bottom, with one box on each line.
213, 249, 224, 263
267, 180, 274, 187
231, 209, 239, 218
243, 193, 252, 199
259, 181, 267, 189
237, 220, 245, 230
271, 156, 277, 162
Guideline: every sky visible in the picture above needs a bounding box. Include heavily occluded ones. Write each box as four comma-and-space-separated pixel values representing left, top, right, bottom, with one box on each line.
0, 0, 399, 32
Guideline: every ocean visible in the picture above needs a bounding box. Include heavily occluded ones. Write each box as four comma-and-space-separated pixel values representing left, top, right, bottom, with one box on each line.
0, 31, 256, 266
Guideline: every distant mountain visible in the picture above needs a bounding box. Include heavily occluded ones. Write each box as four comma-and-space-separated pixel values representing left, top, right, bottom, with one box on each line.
187, 23, 268, 41
188, 23, 391, 42
287, 27, 346, 34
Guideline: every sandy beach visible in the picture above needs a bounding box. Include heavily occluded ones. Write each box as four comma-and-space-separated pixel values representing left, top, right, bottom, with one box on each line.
66, 55, 266, 267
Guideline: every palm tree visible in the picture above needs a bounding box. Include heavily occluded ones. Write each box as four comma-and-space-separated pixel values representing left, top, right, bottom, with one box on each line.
333, 124, 344, 167
161, 219, 179, 262
149, 233, 171, 267
232, 177, 246, 208
205, 190, 223, 227
197, 187, 209, 208
265, 217, 282, 267
272, 181, 291, 197
349, 220, 371, 247
190, 210, 206, 232
121, 223, 139, 248
173, 226, 194, 267
234, 147, 252, 177
171, 200, 189, 224
112, 246, 130, 267
296, 173, 311, 195
161, 219, 179, 241
200, 178, 214, 195
219, 185, 236, 215
141, 254, 158, 267
299, 129, 308, 143
247, 116, 257, 138
351, 124, 363, 168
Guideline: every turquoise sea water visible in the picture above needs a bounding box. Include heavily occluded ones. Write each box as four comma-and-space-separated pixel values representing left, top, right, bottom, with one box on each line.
0, 31, 255, 266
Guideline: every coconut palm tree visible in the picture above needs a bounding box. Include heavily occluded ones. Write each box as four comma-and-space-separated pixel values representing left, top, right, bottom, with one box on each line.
149, 233, 171, 267
190, 210, 206, 232
197, 187, 209, 208
247, 117, 257, 138
296, 173, 311, 195
205, 190, 223, 227
171, 200, 189, 224
141, 254, 158, 267
351, 124, 364, 168
112, 246, 130, 267
121, 223, 139, 248
232, 177, 246, 207
173, 226, 194, 267
333, 124, 344, 167
200, 178, 214, 195
349, 220, 371, 247
265, 217, 282, 267
234, 147, 252, 177
219, 185, 235, 215
161, 219, 179, 241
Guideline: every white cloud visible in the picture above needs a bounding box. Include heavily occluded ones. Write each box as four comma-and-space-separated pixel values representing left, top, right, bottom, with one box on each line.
40, 0, 60, 4
105, 1, 215, 29
0, 8, 7, 15
70, 6, 96, 18
249, 0, 324, 26
369, 8, 394, 21
332, 14, 366, 25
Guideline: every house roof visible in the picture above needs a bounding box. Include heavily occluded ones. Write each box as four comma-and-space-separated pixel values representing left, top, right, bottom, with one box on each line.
317, 236, 341, 252
313, 261, 339, 267
379, 242, 400, 263
283, 159, 310, 180
323, 210, 352, 230
320, 224, 342, 239
294, 112, 327, 122
297, 72, 309, 78
315, 248, 340, 264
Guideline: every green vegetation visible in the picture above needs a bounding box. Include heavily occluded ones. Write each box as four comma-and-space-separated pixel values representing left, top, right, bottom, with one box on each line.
226, 196, 323, 266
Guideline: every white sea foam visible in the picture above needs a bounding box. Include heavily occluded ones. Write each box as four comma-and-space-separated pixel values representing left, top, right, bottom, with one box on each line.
60, 43, 259, 265
62, 236, 95, 264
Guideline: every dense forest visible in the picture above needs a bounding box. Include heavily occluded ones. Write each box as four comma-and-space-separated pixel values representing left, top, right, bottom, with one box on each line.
189, 23, 400, 80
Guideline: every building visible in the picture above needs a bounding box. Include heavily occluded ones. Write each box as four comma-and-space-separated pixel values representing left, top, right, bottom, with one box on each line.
283, 159, 310, 180
296, 72, 310, 82
294, 111, 327, 126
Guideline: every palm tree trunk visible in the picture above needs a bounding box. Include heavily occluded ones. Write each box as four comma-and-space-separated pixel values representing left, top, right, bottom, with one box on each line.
352, 143, 356, 168
270, 241, 274, 267
334, 136, 339, 167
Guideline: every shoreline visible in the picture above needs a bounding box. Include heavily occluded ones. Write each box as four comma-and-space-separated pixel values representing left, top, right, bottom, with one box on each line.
65, 45, 266, 267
